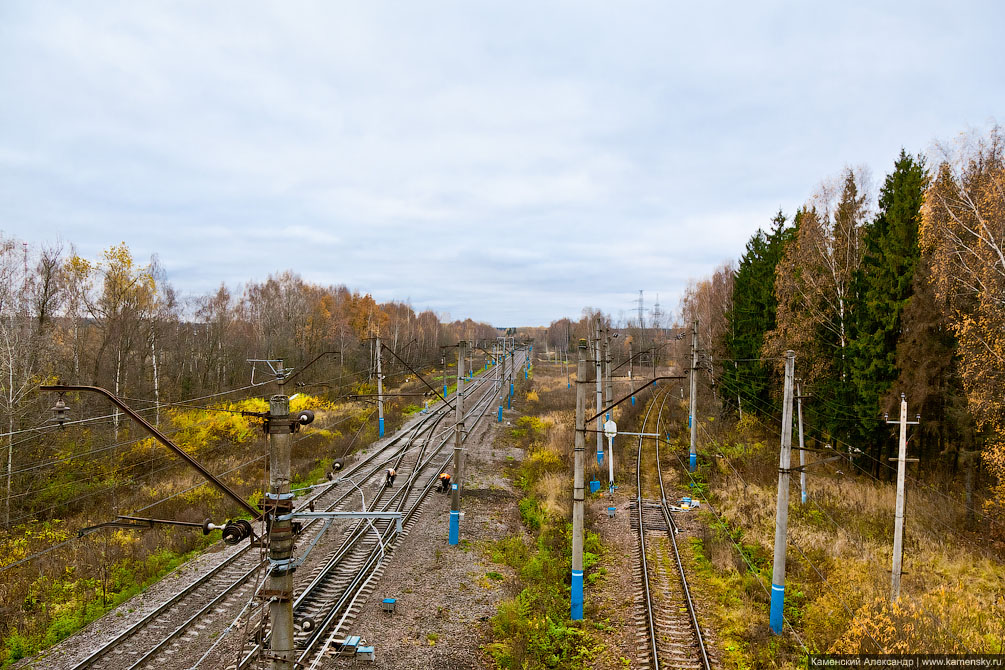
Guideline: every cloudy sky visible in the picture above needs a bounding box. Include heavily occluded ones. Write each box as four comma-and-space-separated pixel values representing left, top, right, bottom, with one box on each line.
1, 2, 1001, 326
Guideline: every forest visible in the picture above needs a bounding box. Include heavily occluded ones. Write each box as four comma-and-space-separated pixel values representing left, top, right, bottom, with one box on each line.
546, 127, 1005, 531
0, 242, 497, 664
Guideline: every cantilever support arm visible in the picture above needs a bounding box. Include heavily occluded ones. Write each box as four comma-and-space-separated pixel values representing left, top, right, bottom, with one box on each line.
584, 375, 685, 423
40, 384, 262, 520
381, 343, 451, 406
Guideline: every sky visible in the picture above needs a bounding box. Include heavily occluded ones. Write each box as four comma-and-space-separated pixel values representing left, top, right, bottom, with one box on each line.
0, 2, 1002, 327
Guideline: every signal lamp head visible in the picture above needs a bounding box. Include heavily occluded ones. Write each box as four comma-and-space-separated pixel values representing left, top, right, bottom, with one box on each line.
51, 394, 69, 429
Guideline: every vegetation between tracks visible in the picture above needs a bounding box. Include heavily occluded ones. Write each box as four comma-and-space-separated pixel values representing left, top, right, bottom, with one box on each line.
484, 375, 609, 670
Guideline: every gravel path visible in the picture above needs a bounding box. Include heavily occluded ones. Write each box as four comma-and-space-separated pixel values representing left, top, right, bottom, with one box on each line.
316, 405, 526, 669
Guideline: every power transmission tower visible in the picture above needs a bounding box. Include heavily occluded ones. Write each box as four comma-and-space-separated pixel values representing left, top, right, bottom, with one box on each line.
887, 393, 919, 601
769, 350, 795, 635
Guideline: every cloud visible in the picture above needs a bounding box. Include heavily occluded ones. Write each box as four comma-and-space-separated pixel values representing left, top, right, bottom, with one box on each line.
0, 1, 1002, 325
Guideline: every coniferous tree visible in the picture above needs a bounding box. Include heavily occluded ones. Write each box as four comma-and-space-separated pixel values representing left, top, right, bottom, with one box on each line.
721, 210, 792, 418
848, 150, 928, 473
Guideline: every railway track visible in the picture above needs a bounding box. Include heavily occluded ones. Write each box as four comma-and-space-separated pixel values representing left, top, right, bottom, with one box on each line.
235, 351, 518, 669
64, 351, 519, 670
632, 390, 712, 670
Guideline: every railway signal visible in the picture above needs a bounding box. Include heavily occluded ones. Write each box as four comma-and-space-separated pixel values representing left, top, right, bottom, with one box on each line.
604, 418, 617, 495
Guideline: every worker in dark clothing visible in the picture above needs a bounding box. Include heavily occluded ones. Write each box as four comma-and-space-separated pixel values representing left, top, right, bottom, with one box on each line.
385, 468, 396, 488
438, 472, 451, 493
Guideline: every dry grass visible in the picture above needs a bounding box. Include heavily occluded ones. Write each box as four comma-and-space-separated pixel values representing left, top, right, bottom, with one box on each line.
692, 424, 1005, 660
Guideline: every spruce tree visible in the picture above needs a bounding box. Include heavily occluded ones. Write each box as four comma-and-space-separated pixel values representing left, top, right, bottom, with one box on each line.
722, 210, 792, 418
849, 150, 928, 470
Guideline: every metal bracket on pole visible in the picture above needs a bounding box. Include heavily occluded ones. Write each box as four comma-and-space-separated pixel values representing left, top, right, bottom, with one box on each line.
784, 454, 844, 473
291, 511, 403, 534
585, 375, 684, 423
40, 384, 262, 520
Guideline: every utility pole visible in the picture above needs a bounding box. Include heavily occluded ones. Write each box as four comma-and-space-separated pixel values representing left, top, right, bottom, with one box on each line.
508, 339, 514, 408
796, 381, 806, 504
376, 336, 384, 438
595, 320, 603, 466
449, 341, 467, 545
689, 320, 698, 472
629, 342, 635, 406
267, 392, 295, 669
571, 340, 587, 620
441, 351, 448, 400
604, 329, 613, 422
497, 341, 503, 422
887, 393, 919, 601
769, 350, 795, 635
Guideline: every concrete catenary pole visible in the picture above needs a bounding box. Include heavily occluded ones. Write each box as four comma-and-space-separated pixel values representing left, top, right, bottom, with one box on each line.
571, 340, 587, 620
604, 328, 613, 421
508, 339, 514, 408
595, 320, 603, 466
689, 320, 698, 472
376, 336, 384, 438
267, 393, 295, 669
769, 350, 795, 635
891, 393, 910, 601
796, 381, 806, 504
496, 341, 503, 422
629, 342, 635, 406
449, 341, 467, 545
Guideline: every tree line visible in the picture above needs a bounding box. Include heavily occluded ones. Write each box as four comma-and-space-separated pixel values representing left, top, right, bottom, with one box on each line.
0, 240, 497, 528
677, 127, 1005, 526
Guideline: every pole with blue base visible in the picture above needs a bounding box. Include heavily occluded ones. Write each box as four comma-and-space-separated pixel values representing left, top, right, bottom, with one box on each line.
688, 320, 698, 472
770, 350, 795, 634
449, 501, 460, 545
449, 341, 467, 546
571, 340, 587, 620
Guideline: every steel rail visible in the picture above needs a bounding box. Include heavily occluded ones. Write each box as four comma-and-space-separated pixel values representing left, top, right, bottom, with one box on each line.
655, 435, 712, 670
68, 378, 466, 669
233, 365, 503, 668
296, 373, 500, 665
635, 387, 668, 668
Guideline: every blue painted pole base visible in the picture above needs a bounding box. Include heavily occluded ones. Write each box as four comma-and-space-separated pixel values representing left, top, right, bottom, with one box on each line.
525, 369, 528, 379
801, 490, 807, 504
568, 382, 571, 389
631, 395, 635, 406
449, 510, 460, 545
689, 452, 697, 472
597, 450, 604, 465
571, 570, 584, 620
443, 385, 448, 399
498, 405, 503, 422
770, 583, 785, 634
510, 383, 514, 397
378, 417, 385, 437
